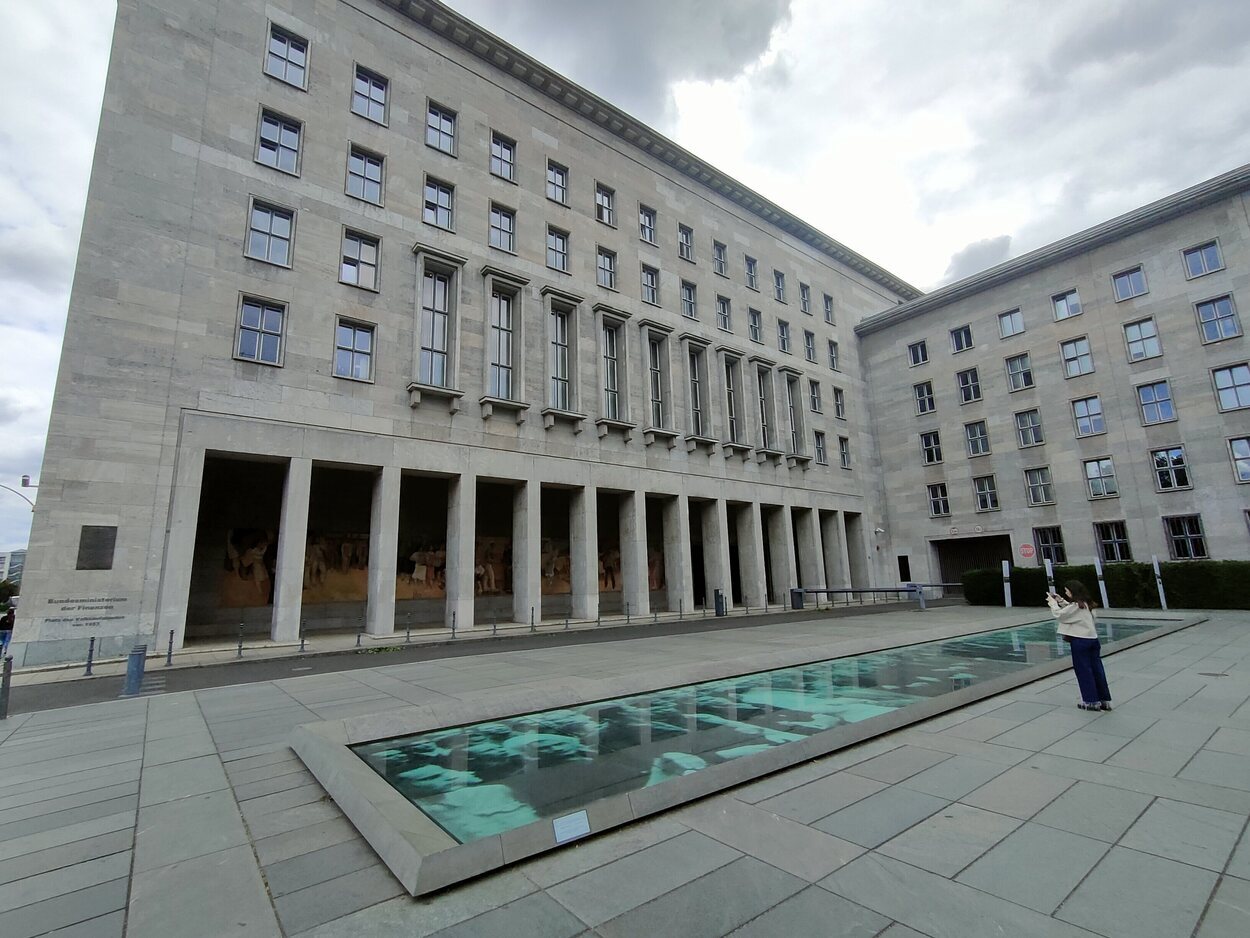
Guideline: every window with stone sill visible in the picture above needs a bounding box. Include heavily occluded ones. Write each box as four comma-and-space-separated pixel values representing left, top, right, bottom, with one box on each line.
257, 110, 300, 174
352, 66, 388, 124
265, 25, 307, 88
334, 319, 374, 381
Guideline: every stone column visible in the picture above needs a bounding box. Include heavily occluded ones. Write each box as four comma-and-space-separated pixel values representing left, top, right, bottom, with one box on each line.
663, 493, 694, 617
513, 480, 542, 626
570, 485, 598, 620
271, 457, 311, 643
795, 507, 825, 590
702, 498, 733, 612
366, 466, 400, 636
821, 510, 850, 588
736, 501, 768, 611
154, 445, 205, 650
765, 505, 795, 604
445, 472, 476, 631
619, 490, 650, 618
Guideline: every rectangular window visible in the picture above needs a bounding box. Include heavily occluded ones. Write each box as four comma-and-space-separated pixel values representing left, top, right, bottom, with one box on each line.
965, 420, 990, 457
799, 283, 812, 314
597, 248, 617, 289
1164, 515, 1207, 559
347, 147, 383, 204
1015, 408, 1044, 447
973, 475, 999, 511
777, 320, 791, 353
773, 270, 786, 302
1151, 445, 1191, 491
334, 319, 374, 381
908, 340, 929, 366
423, 178, 454, 229
1112, 265, 1148, 301
490, 131, 516, 181
921, 430, 942, 464
246, 201, 293, 266
595, 184, 615, 225
928, 483, 950, 517
1034, 526, 1066, 565
681, 281, 698, 319
828, 340, 840, 371
1095, 521, 1132, 563
757, 368, 773, 449
814, 431, 828, 466
602, 324, 620, 420
745, 256, 759, 290
257, 110, 300, 173
546, 226, 569, 272
648, 337, 666, 428
641, 265, 660, 305
1124, 317, 1162, 361
834, 387, 846, 419
340, 230, 378, 290
748, 308, 762, 342
716, 296, 732, 331
678, 224, 694, 261
713, 241, 728, 276
998, 309, 1024, 338
489, 204, 515, 252
1197, 295, 1242, 343
487, 291, 515, 398
1084, 457, 1118, 498
639, 205, 656, 243
419, 271, 451, 387
237, 296, 284, 365
1005, 352, 1034, 391
823, 294, 835, 324
1214, 363, 1250, 410
1072, 395, 1105, 436
725, 359, 742, 444
957, 367, 981, 403
550, 308, 570, 410
1183, 241, 1223, 278
786, 376, 802, 454
1230, 436, 1250, 483
804, 330, 817, 362
352, 66, 388, 123
547, 160, 568, 204
809, 380, 822, 413
839, 436, 851, 469
914, 381, 935, 414
1137, 380, 1175, 424
1053, 289, 1082, 321
950, 324, 973, 352
1060, 336, 1094, 377
426, 103, 456, 154
265, 25, 307, 88
1024, 467, 1054, 506
689, 348, 706, 436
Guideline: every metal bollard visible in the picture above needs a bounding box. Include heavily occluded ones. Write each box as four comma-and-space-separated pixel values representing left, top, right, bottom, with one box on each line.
0, 655, 13, 720
626, 602, 631, 625
451, 612, 457, 638
564, 616, 569, 631
596, 610, 601, 627
237, 623, 244, 658
492, 615, 497, 636
165, 630, 174, 667
405, 613, 412, 644
122, 644, 147, 697
299, 620, 306, 654
653, 610, 658, 624
530, 607, 535, 633
84, 637, 96, 676
679, 599, 683, 621
356, 629, 363, 648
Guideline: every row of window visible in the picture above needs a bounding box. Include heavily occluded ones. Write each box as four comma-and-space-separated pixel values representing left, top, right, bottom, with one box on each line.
261, 24, 841, 326
1024, 517, 1213, 566
906, 240, 1232, 364
923, 436, 1250, 516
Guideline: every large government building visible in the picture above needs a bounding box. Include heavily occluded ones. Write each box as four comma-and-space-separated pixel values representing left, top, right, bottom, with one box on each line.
9, 0, 1249, 667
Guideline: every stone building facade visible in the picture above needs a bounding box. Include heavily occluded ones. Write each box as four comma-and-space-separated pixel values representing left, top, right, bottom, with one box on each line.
10, 0, 918, 667
857, 166, 1250, 586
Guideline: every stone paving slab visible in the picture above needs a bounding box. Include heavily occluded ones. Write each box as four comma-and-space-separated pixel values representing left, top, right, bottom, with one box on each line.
876, 803, 1020, 876
1031, 781, 1153, 844
813, 786, 949, 848
725, 884, 889, 937
1195, 874, 1250, 938
955, 821, 1109, 914
1118, 797, 1244, 872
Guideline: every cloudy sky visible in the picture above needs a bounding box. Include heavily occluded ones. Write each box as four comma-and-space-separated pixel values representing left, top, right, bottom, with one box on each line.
1, 0, 1249, 552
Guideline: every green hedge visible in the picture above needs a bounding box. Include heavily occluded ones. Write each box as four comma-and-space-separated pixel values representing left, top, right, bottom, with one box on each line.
961, 560, 1250, 609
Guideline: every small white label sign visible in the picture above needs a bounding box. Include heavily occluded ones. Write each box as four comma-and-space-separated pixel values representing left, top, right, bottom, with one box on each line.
552, 810, 591, 844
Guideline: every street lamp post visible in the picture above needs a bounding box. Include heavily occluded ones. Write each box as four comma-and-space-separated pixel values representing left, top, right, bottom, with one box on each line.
1, 477, 37, 511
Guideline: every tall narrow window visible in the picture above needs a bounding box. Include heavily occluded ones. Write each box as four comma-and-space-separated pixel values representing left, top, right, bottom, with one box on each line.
597, 248, 617, 289
602, 324, 620, 419
809, 380, 823, 413
713, 241, 728, 275
352, 66, 388, 123
595, 184, 615, 225
716, 296, 732, 331
419, 270, 451, 387
914, 381, 935, 414
257, 110, 300, 173
800, 283, 811, 314
725, 359, 741, 443
490, 132, 515, 181
546, 227, 569, 272
246, 202, 293, 266
426, 103, 456, 154
678, 224, 694, 261
773, 270, 786, 302
546, 161, 568, 203
823, 294, 835, 324
777, 320, 791, 354
334, 320, 374, 381
423, 179, 454, 229
488, 291, 514, 398
681, 281, 697, 319
550, 308, 570, 410
745, 256, 759, 290
757, 369, 773, 449
834, 387, 846, 419
347, 147, 383, 204
921, 430, 942, 464
689, 348, 706, 436
265, 25, 307, 88
649, 337, 666, 428
814, 431, 828, 465
639, 205, 656, 243
838, 436, 851, 469
748, 309, 762, 342
804, 330, 817, 362
829, 340, 840, 371
641, 265, 659, 305
786, 376, 802, 454
340, 230, 378, 290
489, 204, 515, 252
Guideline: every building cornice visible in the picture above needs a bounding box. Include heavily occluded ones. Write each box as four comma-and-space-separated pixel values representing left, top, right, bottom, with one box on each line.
377, 0, 920, 301
855, 161, 1250, 337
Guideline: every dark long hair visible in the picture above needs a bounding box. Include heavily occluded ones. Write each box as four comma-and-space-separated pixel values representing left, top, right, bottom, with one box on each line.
1063, 580, 1096, 610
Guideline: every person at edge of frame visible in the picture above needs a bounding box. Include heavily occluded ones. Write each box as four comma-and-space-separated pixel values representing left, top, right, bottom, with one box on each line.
1046, 580, 1112, 712
0, 606, 13, 655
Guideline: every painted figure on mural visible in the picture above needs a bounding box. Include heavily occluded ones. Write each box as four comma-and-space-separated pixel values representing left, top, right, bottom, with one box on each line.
224, 529, 276, 602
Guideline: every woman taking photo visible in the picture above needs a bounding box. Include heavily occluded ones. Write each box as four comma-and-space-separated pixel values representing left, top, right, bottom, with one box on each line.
1046, 581, 1112, 711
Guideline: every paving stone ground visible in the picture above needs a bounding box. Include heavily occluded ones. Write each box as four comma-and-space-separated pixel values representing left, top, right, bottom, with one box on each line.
0, 606, 1247, 937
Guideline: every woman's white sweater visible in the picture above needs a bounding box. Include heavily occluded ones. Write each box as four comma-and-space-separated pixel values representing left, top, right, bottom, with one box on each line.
1047, 596, 1098, 639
